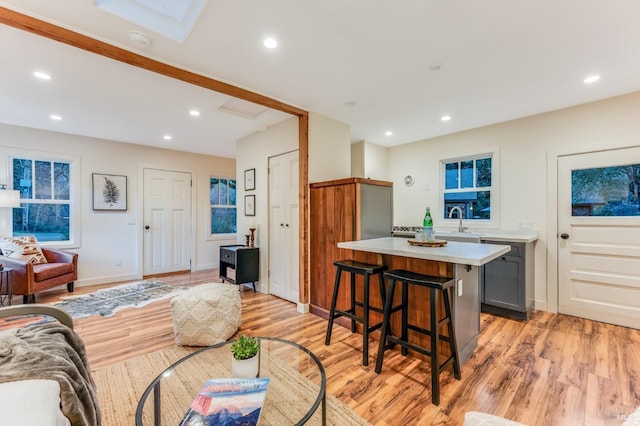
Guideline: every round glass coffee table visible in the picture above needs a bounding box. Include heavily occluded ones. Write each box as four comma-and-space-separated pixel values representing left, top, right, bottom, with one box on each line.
136, 337, 326, 425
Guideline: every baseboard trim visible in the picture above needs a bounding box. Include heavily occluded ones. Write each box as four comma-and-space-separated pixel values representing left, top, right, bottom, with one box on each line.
74, 273, 141, 288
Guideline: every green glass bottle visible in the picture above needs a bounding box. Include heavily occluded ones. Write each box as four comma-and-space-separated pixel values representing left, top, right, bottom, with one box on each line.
423, 207, 434, 241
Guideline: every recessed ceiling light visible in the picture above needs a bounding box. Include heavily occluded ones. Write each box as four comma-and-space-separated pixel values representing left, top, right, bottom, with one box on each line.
33, 71, 51, 80
189, 109, 200, 117
50, 114, 62, 121
441, 115, 451, 122
163, 135, 172, 140
584, 75, 600, 84
385, 131, 393, 136
263, 38, 278, 49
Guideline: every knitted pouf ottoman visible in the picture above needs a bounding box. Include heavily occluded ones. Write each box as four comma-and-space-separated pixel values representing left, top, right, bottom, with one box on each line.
171, 282, 241, 346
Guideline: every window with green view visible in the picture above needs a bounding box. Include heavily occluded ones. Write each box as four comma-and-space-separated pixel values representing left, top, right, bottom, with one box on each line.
442, 155, 493, 220
571, 164, 640, 216
210, 177, 237, 234
12, 157, 72, 242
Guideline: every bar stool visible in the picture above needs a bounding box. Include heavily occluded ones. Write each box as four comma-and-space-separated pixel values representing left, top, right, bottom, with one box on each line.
324, 259, 388, 366
374, 269, 461, 405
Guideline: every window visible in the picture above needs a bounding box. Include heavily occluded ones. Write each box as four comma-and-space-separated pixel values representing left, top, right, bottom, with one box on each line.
442, 154, 493, 221
11, 156, 73, 243
571, 164, 640, 216
210, 177, 237, 234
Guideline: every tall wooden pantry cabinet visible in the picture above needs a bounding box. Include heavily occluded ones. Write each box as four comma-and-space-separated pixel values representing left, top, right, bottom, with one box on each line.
309, 178, 393, 317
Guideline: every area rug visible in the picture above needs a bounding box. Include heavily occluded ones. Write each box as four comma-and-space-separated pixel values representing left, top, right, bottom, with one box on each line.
92, 345, 371, 425
52, 280, 185, 320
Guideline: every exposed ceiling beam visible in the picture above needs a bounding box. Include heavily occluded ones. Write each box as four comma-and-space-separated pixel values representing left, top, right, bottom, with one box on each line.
0, 6, 307, 118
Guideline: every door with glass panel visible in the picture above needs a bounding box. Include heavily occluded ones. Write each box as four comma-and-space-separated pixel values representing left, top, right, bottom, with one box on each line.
558, 147, 640, 328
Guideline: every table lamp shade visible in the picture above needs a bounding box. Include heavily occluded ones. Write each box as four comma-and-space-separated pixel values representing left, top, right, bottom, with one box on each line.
0, 188, 21, 208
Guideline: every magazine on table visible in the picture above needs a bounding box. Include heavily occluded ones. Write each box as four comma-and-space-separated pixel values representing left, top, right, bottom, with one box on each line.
179, 378, 270, 426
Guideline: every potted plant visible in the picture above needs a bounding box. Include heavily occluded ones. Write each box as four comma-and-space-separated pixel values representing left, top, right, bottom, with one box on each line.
231, 335, 260, 378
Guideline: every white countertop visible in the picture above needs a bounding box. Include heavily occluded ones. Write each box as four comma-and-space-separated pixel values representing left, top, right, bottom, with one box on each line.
337, 237, 511, 266
393, 228, 538, 243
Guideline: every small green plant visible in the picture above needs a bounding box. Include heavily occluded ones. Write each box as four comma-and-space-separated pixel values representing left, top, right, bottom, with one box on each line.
231, 335, 259, 360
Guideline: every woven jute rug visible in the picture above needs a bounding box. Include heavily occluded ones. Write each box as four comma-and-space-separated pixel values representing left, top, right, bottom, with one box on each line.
92, 345, 371, 425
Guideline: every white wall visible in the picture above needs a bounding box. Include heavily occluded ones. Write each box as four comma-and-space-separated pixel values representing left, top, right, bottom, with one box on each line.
235, 117, 299, 292
308, 112, 351, 183
387, 91, 640, 311
363, 140, 389, 181
350, 141, 365, 178
0, 122, 236, 286
351, 140, 389, 180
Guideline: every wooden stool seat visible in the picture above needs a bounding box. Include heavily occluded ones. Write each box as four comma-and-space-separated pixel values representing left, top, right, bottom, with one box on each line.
325, 259, 388, 366
375, 269, 461, 405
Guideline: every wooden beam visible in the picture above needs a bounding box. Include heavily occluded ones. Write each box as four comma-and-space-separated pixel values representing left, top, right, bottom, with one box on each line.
0, 6, 311, 305
0, 7, 307, 117
298, 114, 310, 305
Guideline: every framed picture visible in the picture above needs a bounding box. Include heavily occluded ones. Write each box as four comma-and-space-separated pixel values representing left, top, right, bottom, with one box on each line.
244, 168, 256, 191
245, 194, 256, 216
92, 173, 127, 211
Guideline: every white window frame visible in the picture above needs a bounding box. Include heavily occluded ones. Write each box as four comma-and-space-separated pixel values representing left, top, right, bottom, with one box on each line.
8, 150, 80, 248
209, 176, 237, 239
439, 150, 500, 229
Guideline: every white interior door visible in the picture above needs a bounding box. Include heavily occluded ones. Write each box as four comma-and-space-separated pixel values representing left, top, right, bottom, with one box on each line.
268, 150, 299, 303
143, 168, 192, 275
558, 147, 640, 328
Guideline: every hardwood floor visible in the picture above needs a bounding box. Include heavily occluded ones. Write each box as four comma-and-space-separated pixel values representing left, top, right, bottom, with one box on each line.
11, 270, 640, 425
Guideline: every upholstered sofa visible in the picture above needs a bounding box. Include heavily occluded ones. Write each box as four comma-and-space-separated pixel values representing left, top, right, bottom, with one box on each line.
0, 304, 100, 425
0, 245, 78, 304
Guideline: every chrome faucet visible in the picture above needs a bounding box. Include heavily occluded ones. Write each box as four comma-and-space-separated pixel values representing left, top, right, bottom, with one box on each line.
448, 206, 467, 232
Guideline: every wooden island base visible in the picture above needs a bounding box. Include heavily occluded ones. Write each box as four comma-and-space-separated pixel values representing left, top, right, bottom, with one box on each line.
312, 237, 510, 366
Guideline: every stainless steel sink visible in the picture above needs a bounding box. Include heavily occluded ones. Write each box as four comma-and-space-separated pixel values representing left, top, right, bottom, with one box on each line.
435, 232, 482, 243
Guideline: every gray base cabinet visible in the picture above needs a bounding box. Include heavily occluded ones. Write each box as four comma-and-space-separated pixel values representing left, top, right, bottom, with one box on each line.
481, 240, 534, 320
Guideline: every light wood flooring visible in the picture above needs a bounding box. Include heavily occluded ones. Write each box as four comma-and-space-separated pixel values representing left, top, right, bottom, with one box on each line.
8, 269, 640, 425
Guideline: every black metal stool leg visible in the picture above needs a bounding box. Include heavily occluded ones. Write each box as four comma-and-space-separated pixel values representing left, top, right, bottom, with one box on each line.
377, 271, 393, 339
375, 278, 396, 373
430, 287, 440, 405
325, 266, 343, 345
400, 280, 409, 356
362, 273, 372, 365
350, 271, 356, 333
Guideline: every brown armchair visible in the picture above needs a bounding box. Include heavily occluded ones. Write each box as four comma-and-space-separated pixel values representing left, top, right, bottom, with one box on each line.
0, 248, 77, 304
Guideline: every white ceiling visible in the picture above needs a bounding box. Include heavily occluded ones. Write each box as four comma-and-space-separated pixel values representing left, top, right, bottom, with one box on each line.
2, 0, 640, 158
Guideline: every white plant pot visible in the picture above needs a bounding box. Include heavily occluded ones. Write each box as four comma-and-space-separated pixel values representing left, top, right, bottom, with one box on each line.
231, 352, 260, 378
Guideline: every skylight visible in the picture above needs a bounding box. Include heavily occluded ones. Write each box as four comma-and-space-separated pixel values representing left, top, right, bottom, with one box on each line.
96, 0, 209, 43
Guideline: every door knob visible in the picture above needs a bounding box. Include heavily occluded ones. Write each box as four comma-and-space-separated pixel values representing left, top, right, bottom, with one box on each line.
145, 225, 150, 230
560, 233, 569, 240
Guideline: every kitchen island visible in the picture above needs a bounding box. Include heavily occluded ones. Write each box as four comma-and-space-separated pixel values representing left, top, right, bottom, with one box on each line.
337, 237, 510, 364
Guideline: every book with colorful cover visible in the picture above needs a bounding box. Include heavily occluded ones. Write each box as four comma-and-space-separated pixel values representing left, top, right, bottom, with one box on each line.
179, 378, 270, 426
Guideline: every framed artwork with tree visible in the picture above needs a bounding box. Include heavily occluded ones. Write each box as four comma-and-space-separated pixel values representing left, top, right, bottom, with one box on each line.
92, 173, 127, 211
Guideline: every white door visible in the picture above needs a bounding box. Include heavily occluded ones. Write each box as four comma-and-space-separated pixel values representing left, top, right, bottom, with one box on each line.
143, 168, 192, 275
558, 147, 640, 328
268, 151, 299, 303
